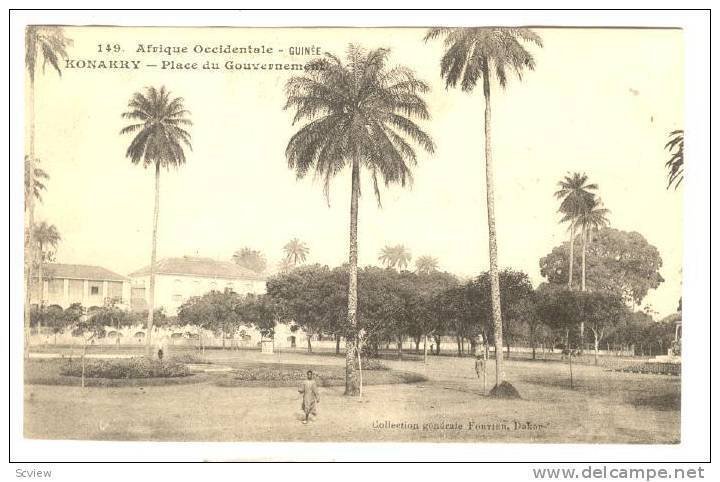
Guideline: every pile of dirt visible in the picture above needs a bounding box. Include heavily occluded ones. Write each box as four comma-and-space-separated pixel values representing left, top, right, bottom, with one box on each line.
489, 381, 522, 399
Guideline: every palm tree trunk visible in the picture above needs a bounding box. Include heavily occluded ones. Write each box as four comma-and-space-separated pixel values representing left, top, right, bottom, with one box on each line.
24, 75, 36, 359
37, 242, 43, 329
344, 157, 360, 396
146, 162, 160, 356
581, 226, 587, 291
580, 226, 587, 350
568, 221, 576, 290
483, 70, 504, 386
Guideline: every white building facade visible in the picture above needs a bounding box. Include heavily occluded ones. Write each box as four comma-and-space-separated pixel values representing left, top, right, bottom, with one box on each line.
128, 256, 266, 315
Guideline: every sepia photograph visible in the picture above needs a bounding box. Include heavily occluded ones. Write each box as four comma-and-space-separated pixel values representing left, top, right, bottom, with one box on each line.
8, 8, 711, 468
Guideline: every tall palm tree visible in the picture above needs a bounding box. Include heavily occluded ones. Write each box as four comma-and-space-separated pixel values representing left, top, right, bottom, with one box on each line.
415, 255, 439, 274
576, 196, 610, 292
555, 172, 598, 290
120, 86, 192, 355
33, 222, 61, 325
665, 129, 684, 190
24, 26, 71, 358
283, 238, 309, 267
379, 244, 413, 270
284, 44, 434, 395
574, 196, 610, 350
425, 27, 542, 388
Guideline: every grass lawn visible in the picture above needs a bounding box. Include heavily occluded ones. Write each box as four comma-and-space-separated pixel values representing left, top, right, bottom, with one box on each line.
23, 349, 680, 443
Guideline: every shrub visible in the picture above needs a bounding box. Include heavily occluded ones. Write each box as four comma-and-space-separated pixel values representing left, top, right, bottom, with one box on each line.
59, 357, 189, 379
168, 353, 210, 364
355, 358, 388, 371
231, 366, 342, 382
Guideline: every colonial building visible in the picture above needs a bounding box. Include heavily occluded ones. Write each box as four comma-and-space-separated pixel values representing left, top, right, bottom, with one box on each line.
128, 256, 266, 315
30, 263, 130, 309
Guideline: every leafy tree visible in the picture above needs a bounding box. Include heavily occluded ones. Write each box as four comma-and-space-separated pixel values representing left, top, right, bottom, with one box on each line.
24, 26, 72, 359
539, 228, 664, 307
235, 294, 278, 339
283, 238, 309, 267
42, 305, 66, 344
415, 255, 439, 275
120, 86, 192, 355
535, 286, 582, 351
378, 244, 412, 270
177, 289, 241, 348
284, 45, 434, 395
469, 269, 535, 359
576, 291, 630, 364
357, 267, 408, 359
232, 247, 267, 274
70, 305, 107, 340
644, 320, 676, 357
404, 270, 458, 362
554, 172, 599, 290
87, 300, 128, 346
665, 129, 684, 190
425, 27, 542, 390
267, 264, 345, 352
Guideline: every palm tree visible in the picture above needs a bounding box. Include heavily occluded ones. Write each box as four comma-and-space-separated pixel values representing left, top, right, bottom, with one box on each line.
232, 247, 267, 273
574, 196, 610, 351
120, 86, 192, 355
25, 156, 49, 205
33, 222, 61, 326
576, 197, 610, 292
415, 255, 439, 275
284, 44, 434, 395
425, 27, 542, 389
24, 26, 71, 358
555, 172, 598, 290
283, 238, 309, 267
665, 129, 684, 190
276, 257, 295, 274
379, 244, 412, 270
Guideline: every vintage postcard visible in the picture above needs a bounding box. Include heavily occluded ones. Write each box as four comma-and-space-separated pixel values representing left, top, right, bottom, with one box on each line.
19, 19, 693, 455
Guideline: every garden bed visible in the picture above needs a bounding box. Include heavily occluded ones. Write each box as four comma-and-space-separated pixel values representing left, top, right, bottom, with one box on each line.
213, 362, 425, 388
24, 358, 209, 387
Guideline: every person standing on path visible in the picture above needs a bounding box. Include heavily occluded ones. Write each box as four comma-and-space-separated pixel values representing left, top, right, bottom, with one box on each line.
298, 370, 320, 424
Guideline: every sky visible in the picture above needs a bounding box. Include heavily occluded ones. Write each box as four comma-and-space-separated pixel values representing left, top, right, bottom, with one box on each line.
29, 26, 684, 317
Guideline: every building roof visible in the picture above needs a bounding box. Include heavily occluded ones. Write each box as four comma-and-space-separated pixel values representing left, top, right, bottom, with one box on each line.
128, 256, 266, 281
43, 263, 128, 282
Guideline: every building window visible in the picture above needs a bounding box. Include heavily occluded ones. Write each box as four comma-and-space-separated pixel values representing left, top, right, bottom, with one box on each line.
173, 279, 183, 302
90, 285, 100, 295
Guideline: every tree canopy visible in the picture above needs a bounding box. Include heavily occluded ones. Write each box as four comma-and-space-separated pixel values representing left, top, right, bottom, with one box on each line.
539, 228, 664, 306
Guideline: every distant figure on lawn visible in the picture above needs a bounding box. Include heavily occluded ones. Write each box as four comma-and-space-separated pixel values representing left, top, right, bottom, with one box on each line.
475, 354, 485, 379
298, 370, 320, 424
156, 336, 168, 361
